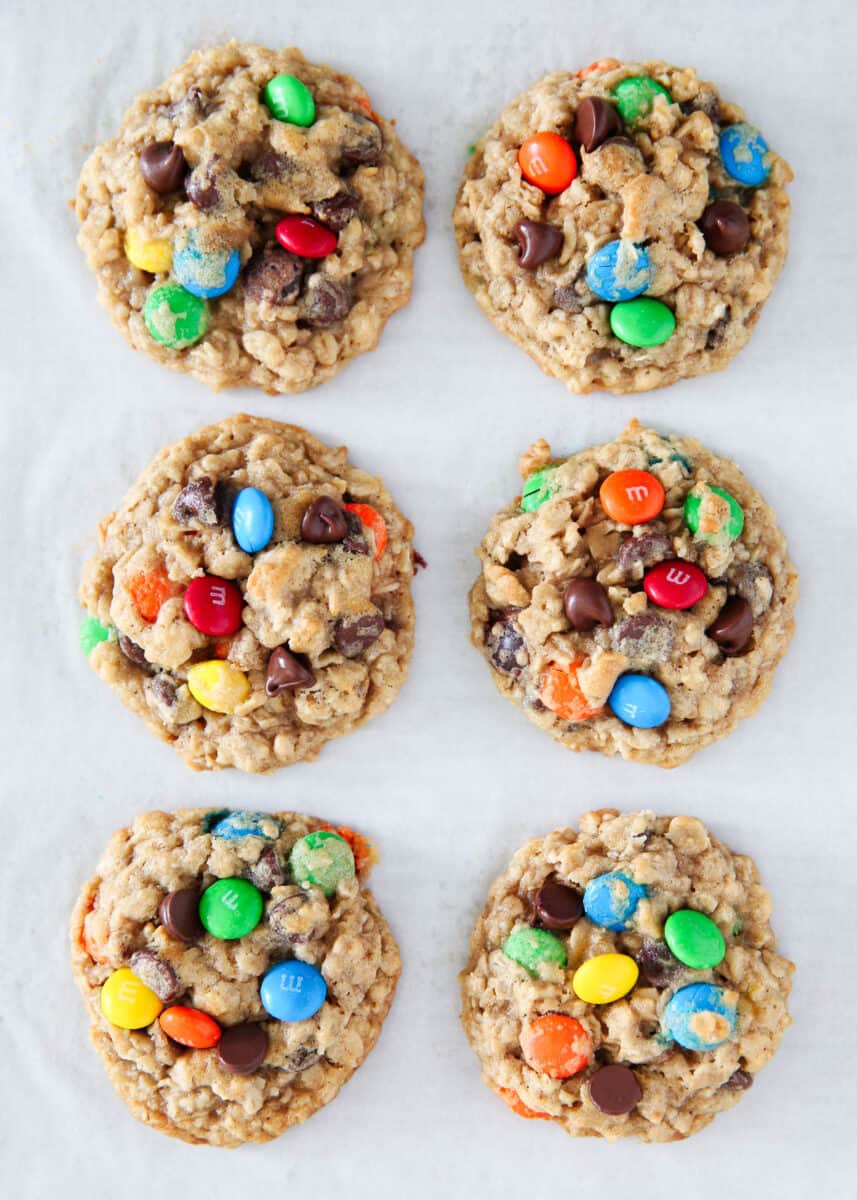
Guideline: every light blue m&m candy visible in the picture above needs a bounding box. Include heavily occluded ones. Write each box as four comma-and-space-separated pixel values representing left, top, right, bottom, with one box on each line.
586, 239, 653, 302
583, 872, 647, 931
663, 983, 738, 1051
608, 673, 670, 728
260, 961, 327, 1022
210, 811, 281, 841
719, 123, 772, 187
173, 230, 240, 299
232, 487, 275, 554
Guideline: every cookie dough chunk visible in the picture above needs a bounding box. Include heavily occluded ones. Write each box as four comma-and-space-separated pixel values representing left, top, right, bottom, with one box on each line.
76, 41, 424, 393
80, 414, 415, 772
454, 58, 791, 393
469, 420, 797, 767
461, 809, 793, 1142
71, 808, 399, 1147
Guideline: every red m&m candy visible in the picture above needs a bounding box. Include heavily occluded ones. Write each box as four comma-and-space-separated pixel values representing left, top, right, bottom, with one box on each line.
275, 215, 337, 258
183, 576, 243, 636
643, 560, 707, 610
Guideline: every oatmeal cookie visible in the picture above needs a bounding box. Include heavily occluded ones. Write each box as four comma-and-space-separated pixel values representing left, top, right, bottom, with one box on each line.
76, 41, 424, 393
71, 808, 399, 1147
469, 420, 797, 767
454, 58, 791, 393
461, 809, 793, 1142
79, 414, 415, 773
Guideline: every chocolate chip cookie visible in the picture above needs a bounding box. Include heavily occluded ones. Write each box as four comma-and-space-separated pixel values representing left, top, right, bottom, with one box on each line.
76, 41, 424, 393
454, 58, 791, 393
461, 809, 793, 1142
79, 414, 415, 773
71, 808, 399, 1146
469, 420, 797, 767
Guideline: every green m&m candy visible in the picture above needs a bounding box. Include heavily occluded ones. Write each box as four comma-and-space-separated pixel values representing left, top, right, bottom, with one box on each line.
612, 76, 672, 124
503, 926, 568, 977
290, 831, 355, 897
263, 74, 316, 126
610, 298, 676, 347
199, 878, 263, 940
80, 614, 111, 656
664, 909, 726, 970
521, 468, 556, 512
684, 484, 744, 543
143, 282, 210, 350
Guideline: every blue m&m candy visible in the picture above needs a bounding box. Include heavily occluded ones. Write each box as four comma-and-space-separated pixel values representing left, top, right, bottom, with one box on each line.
210, 811, 281, 841
719, 123, 772, 187
173, 230, 240, 299
583, 872, 647, 931
663, 983, 738, 1051
260, 961, 327, 1022
586, 239, 653, 302
232, 487, 275, 553
608, 673, 670, 728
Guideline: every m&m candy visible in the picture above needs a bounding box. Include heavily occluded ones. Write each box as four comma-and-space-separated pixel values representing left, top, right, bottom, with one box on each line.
518, 132, 577, 194
664, 910, 726, 970
572, 952, 639, 1004
684, 484, 744, 543
503, 926, 568, 977
289, 831, 355, 897
186, 660, 250, 713
662, 983, 738, 1051
608, 674, 671, 728
600, 469, 664, 525
125, 227, 172, 274
198, 878, 263, 940
80, 614, 111, 656
210, 811, 282, 841
612, 76, 672, 124
583, 872, 647, 931
521, 467, 556, 512
540, 661, 604, 723
263, 74, 316, 126
159, 1006, 222, 1048
144, 282, 210, 349
101, 967, 163, 1029
173, 231, 240, 300
520, 1014, 591, 1079
643, 560, 708, 610
260, 960, 327, 1022
275, 215, 337, 259
183, 576, 243, 636
610, 297, 676, 347
232, 487, 275, 554
719, 123, 771, 187
343, 502, 387, 560
586, 239, 653, 303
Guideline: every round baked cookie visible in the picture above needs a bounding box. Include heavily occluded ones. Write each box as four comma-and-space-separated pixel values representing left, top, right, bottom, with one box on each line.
75, 41, 424, 393
71, 808, 399, 1147
469, 420, 797, 767
461, 809, 793, 1142
454, 57, 792, 393
79, 414, 416, 773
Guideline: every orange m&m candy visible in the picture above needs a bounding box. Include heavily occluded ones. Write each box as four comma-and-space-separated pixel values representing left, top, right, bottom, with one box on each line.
127, 564, 181, 623
344, 502, 388, 560
599, 469, 665, 525
491, 1082, 551, 1121
159, 1005, 222, 1049
518, 133, 577, 194
577, 57, 621, 79
521, 1013, 592, 1079
540, 660, 603, 723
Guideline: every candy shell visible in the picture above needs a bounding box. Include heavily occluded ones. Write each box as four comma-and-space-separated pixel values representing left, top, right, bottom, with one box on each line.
210, 811, 282, 841
263, 74, 316, 126
275, 215, 337, 259
80, 614, 111, 656
503, 926, 568, 976
540, 660, 604, 723
612, 76, 671, 124
662, 983, 738, 1050
491, 1083, 551, 1120
608, 674, 671, 729
260, 960, 327, 1022
664, 910, 726, 970
586, 239, 652, 302
583, 871, 647, 931
521, 467, 556, 512
599, 469, 664, 524
183, 576, 244, 636
518, 132, 577, 194
719, 123, 771, 187
643, 560, 708, 610
198, 878, 263, 940
144, 282, 210, 349
232, 487, 275, 554
610, 297, 675, 347
289, 831, 355, 897
343, 502, 387, 560
520, 1013, 591, 1079
173, 231, 240, 299
684, 484, 744, 544
125, 227, 172, 274
187, 660, 250, 714
159, 1005, 222, 1048
572, 952, 639, 1004
101, 967, 163, 1030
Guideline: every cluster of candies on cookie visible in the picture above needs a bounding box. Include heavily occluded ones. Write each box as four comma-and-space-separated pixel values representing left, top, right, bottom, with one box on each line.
86, 812, 369, 1074
511, 57, 775, 349
126, 74, 382, 349
80, 479, 390, 717
496, 869, 751, 1120
487, 455, 760, 731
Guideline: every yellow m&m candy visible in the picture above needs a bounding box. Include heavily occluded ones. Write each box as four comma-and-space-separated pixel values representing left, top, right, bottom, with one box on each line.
572, 952, 639, 1005
125, 227, 172, 274
100, 968, 163, 1029
187, 660, 251, 714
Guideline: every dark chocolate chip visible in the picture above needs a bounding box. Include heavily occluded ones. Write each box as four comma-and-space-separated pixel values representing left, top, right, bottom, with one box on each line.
304, 276, 352, 328
613, 613, 674, 663
244, 246, 304, 306
268, 891, 310, 938
118, 633, 147, 665
635, 939, 680, 988
699, 200, 750, 255
218, 1023, 269, 1075
265, 646, 316, 696
730, 562, 773, 615
250, 152, 295, 180
413, 550, 428, 573
158, 888, 204, 944
287, 1046, 321, 1072
588, 1064, 642, 1115
706, 595, 753, 654
552, 285, 584, 313
310, 192, 360, 232
617, 532, 673, 573
247, 846, 286, 892
340, 116, 383, 168
301, 496, 348, 544
151, 674, 177, 707
574, 97, 623, 152
140, 142, 187, 194
186, 161, 220, 210
533, 877, 583, 930
683, 87, 721, 123
563, 578, 614, 631
706, 311, 731, 349
129, 950, 181, 1002
514, 219, 564, 270
333, 612, 385, 657
342, 508, 370, 555
166, 85, 207, 124
172, 476, 223, 526
723, 1068, 753, 1091
599, 135, 639, 151
486, 612, 528, 676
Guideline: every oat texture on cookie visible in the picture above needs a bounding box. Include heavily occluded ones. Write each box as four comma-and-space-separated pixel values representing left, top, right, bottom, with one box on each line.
469, 420, 797, 767
454, 57, 792, 393
460, 810, 793, 1142
76, 41, 425, 393
79, 414, 416, 773
71, 808, 397, 1147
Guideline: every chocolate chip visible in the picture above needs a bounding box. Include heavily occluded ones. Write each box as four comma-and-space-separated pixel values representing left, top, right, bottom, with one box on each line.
699, 200, 750, 255
613, 614, 674, 663
310, 192, 360, 232
486, 612, 528, 676
265, 646, 316, 696
684, 87, 721, 123
599, 135, 639, 151
140, 142, 187, 194
247, 846, 286, 893
301, 496, 348, 543
617, 532, 673, 574
730, 561, 773, 616
129, 950, 180, 1002
304, 276, 352, 328
723, 1068, 753, 1091
186, 160, 220, 210
340, 116, 383, 168
706, 595, 753, 654
342, 508, 370, 555
287, 1046, 321, 1072
588, 1064, 642, 1115
167, 85, 207, 124
333, 612, 385, 657
563, 578, 614, 631
706, 310, 731, 349
514, 220, 564, 270
218, 1023, 269, 1075
244, 246, 304, 306
533, 877, 583, 930
552, 285, 584, 313
151, 674, 177, 707
268, 890, 310, 936
118, 633, 147, 665
250, 152, 295, 180
158, 888, 203, 943
635, 939, 680, 988
172, 476, 223, 526
574, 97, 623, 152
